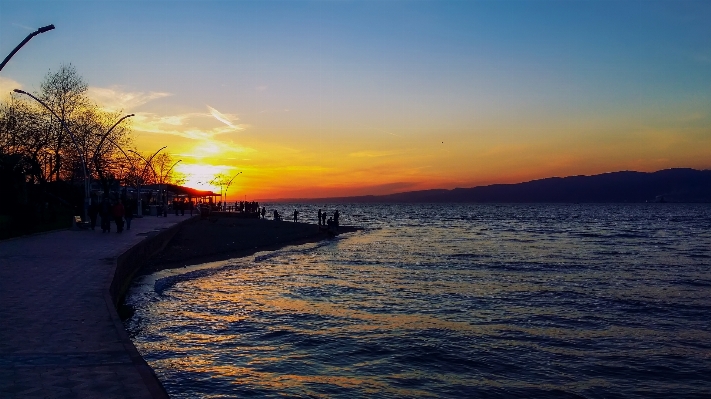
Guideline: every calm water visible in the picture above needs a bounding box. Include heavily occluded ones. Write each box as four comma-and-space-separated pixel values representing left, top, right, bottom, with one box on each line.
125, 204, 711, 398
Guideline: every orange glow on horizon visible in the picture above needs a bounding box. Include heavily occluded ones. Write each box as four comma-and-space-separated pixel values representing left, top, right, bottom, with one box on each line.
132, 101, 711, 202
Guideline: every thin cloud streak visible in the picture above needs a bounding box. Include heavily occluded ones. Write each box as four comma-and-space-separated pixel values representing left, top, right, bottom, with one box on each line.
11, 23, 34, 31
87, 86, 171, 112
132, 111, 246, 140
207, 105, 241, 129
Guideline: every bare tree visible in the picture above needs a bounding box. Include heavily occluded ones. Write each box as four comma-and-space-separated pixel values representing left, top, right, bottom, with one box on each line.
1, 64, 134, 189
153, 152, 183, 185
77, 106, 134, 195
0, 63, 137, 233
0, 95, 55, 184
38, 64, 90, 181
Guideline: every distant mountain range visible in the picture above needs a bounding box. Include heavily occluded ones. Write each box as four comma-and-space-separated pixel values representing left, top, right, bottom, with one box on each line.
273, 168, 711, 203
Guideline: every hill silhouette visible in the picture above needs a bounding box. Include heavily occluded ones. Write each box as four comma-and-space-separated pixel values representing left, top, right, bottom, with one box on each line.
275, 168, 711, 203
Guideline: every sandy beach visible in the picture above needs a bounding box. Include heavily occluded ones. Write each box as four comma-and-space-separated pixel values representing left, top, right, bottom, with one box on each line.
142, 214, 359, 273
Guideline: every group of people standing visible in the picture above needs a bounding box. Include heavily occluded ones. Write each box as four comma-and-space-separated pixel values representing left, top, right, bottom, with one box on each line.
88, 197, 136, 233
172, 199, 194, 216
234, 201, 260, 214
258, 207, 340, 230
317, 209, 339, 230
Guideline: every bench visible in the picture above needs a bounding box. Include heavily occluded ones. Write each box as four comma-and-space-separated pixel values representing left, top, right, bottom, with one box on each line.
73, 215, 90, 230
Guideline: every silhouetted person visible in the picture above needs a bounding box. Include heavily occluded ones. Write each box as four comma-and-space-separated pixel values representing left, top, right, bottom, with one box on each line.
124, 199, 134, 230
179, 199, 185, 216
100, 198, 111, 233
334, 210, 340, 231
293, 210, 299, 222
318, 209, 322, 226
261, 207, 266, 219
88, 200, 99, 230
273, 209, 280, 221
173, 199, 179, 216
113, 199, 125, 233
322, 212, 327, 226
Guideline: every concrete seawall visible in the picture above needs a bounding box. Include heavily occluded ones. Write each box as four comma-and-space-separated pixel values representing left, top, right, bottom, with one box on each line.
110, 217, 195, 306
104, 216, 197, 399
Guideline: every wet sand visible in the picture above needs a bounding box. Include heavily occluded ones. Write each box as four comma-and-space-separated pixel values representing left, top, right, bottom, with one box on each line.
143, 214, 359, 273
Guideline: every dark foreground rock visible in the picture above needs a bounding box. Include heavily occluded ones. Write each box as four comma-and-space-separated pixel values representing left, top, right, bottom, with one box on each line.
143, 216, 359, 272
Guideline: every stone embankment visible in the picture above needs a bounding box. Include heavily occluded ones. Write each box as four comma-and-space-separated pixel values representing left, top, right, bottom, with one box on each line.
144, 214, 359, 272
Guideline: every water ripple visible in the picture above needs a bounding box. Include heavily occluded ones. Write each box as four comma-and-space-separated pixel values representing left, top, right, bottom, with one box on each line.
126, 204, 711, 398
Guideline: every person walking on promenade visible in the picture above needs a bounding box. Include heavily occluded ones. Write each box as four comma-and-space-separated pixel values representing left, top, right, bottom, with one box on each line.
124, 199, 134, 230
180, 199, 185, 216
261, 207, 266, 219
189, 200, 194, 216
318, 209, 322, 226
88, 199, 99, 230
293, 209, 299, 222
113, 199, 125, 233
173, 199, 179, 216
100, 197, 111, 233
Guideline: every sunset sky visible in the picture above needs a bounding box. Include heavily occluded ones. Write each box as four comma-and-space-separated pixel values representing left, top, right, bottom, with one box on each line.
1, 1, 709, 200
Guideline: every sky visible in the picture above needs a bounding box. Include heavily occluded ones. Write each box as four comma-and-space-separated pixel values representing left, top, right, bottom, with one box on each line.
1, 0, 709, 200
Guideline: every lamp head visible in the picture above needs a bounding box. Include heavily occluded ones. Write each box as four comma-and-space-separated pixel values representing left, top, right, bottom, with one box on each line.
37, 25, 55, 33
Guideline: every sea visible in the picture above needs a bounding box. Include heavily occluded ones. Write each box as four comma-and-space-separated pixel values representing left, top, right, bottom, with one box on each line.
124, 203, 711, 399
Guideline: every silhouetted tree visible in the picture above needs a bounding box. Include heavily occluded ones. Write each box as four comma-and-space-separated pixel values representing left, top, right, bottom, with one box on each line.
0, 64, 135, 237
38, 64, 90, 181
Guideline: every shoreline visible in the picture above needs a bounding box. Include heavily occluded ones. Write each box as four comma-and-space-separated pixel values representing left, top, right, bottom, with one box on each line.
141, 215, 361, 274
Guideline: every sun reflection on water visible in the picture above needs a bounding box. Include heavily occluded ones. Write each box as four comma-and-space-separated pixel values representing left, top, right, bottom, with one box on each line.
127, 204, 711, 398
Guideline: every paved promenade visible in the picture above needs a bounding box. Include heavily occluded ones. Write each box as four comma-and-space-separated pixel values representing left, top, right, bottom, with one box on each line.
0, 215, 189, 398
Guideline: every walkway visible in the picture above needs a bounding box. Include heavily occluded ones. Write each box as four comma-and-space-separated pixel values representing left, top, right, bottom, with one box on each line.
0, 215, 190, 398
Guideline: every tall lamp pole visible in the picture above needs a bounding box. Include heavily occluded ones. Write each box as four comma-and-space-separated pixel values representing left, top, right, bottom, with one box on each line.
99, 135, 138, 203
224, 171, 242, 211
159, 159, 181, 214
0, 25, 55, 72
93, 114, 134, 161
161, 159, 182, 184
92, 114, 134, 195
129, 147, 165, 216
101, 135, 133, 164
13, 88, 90, 221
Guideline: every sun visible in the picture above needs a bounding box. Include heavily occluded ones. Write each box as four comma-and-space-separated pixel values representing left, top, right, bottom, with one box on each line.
174, 163, 231, 192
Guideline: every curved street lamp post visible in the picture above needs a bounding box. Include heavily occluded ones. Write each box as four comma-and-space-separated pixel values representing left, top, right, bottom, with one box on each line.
91, 114, 134, 196
224, 171, 242, 211
129, 147, 165, 216
13, 89, 90, 221
92, 114, 134, 162
161, 159, 182, 184
0, 25, 55, 72
97, 135, 136, 183
157, 159, 181, 214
